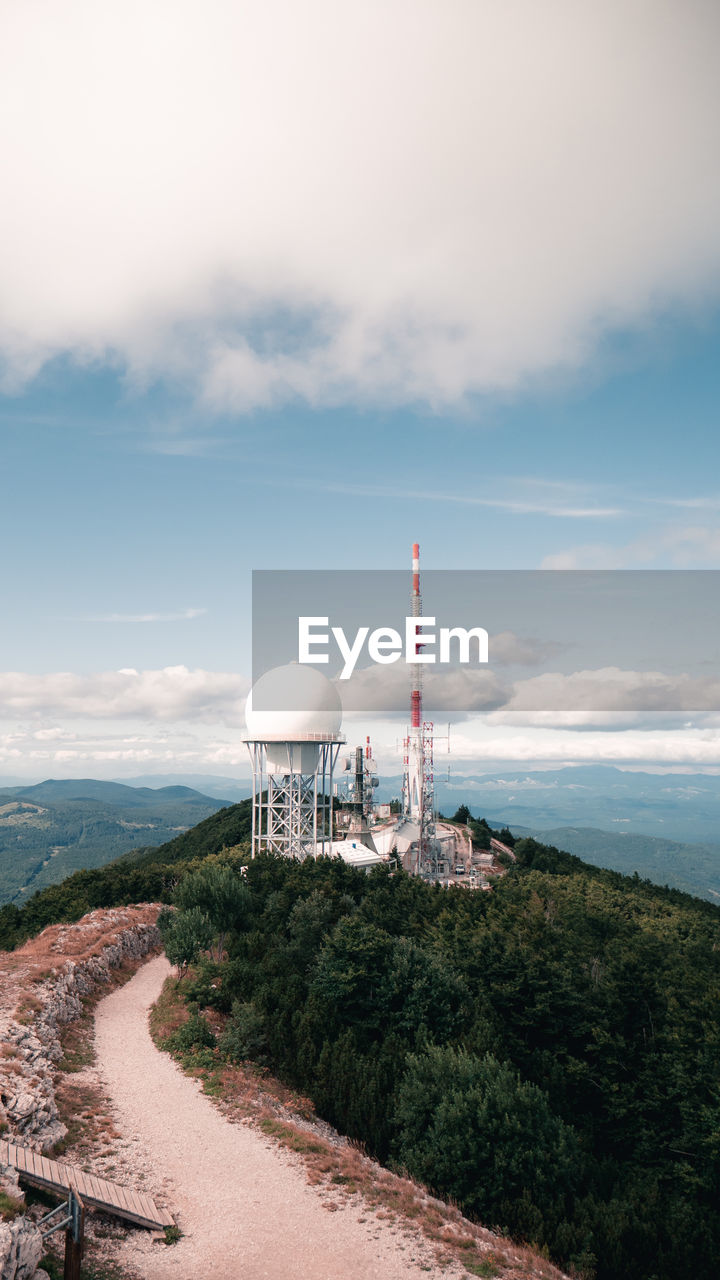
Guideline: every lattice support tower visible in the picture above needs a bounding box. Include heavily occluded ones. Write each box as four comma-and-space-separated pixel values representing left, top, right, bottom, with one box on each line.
419, 719, 437, 875
244, 664, 345, 862
402, 542, 438, 877
246, 736, 341, 860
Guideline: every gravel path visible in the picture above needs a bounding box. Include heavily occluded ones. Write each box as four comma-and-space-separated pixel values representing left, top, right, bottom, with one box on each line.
94, 953, 457, 1280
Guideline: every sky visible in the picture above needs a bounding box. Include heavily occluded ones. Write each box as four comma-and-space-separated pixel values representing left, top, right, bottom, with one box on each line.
1, 0, 719, 783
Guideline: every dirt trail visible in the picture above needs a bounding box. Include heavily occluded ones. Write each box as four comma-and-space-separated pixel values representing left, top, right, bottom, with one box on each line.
94, 953, 458, 1280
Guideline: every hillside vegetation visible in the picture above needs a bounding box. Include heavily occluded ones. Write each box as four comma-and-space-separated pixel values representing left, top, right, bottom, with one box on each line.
511, 823, 720, 902
0, 779, 233, 904
0, 801, 718, 1280
0, 799, 253, 950
158, 847, 718, 1280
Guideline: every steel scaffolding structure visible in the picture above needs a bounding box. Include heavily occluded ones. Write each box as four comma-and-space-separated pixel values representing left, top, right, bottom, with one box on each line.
246, 734, 343, 860
402, 543, 439, 879
418, 719, 437, 875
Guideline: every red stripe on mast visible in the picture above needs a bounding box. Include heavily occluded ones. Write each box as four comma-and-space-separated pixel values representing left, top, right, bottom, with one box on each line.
411, 542, 422, 726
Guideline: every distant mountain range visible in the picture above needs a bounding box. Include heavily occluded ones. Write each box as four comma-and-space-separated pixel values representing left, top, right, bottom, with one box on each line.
3, 764, 716, 846
119, 773, 251, 802
0, 779, 233, 904
429, 765, 720, 844
0, 765, 718, 907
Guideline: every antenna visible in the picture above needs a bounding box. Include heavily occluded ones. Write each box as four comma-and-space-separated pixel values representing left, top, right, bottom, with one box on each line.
401, 542, 437, 876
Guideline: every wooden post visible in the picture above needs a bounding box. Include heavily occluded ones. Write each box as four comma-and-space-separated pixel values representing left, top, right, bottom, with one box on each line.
64, 1187, 84, 1280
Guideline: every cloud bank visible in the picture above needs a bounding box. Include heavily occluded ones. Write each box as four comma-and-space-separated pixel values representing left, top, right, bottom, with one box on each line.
0, 668, 249, 723
2, 661, 720, 776
4, 662, 717, 729
1, 1, 719, 408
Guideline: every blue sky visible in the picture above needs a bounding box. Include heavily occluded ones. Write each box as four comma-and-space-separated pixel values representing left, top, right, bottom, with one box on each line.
3, 313, 718, 671
1, 2, 719, 781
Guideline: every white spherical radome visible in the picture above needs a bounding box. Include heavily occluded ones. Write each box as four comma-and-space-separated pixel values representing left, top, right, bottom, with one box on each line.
245, 663, 342, 740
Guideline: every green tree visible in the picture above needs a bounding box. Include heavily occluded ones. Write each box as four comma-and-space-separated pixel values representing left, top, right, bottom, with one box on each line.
161, 905, 214, 977
469, 817, 491, 849
394, 1045, 583, 1245
452, 803, 472, 824
174, 863, 250, 960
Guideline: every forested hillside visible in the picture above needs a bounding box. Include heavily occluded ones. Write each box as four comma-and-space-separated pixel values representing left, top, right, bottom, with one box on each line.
1, 800, 718, 1280
510, 823, 720, 903
157, 840, 718, 1280
0, 779, 233, 903
0, 799, 253, 950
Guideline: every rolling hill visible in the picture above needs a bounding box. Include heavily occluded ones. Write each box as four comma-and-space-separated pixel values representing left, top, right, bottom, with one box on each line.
509, 823, 720, 903
432, 765, 720, 842
0, 779, 233, 904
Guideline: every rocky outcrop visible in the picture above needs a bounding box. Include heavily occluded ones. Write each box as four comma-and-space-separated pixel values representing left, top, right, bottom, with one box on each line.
0, 1166, 23, 1205
0, 907, 161, 1151
0, 1219, 42, 1280
0, 907, 161, 1279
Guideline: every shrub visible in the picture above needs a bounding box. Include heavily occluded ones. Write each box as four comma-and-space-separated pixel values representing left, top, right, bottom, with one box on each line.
218, 1000, 268, 1064
0, 1190, 24, 1221
167, 1007, 216, 1055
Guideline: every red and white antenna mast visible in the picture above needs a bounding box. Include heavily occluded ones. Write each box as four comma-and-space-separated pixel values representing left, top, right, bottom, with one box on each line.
402, 542, 436, 875
411, 541, 422, 732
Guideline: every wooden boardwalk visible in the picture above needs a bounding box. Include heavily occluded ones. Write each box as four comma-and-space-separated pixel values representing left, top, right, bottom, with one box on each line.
0, 1138, 174, 1230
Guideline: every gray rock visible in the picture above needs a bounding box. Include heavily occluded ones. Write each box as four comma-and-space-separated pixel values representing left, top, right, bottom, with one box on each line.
0, 912, 160, 1152
0, 1164, 23, 1203
9, 1096, 35, 1121
0, 1218, 43, 1280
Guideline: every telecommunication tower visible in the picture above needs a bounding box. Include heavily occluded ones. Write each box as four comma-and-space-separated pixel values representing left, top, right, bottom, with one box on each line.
244, 663, 345, 859
339, 736, 379, 850
402, 543, 437, 876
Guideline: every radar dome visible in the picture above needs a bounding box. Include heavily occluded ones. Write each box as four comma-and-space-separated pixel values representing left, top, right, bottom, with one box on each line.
245, 663, 342, 740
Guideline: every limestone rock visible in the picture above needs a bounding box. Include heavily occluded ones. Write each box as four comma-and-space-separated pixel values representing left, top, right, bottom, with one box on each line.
0, 1164, 23, 1204
0, 909, 161, 1152
0, 1218, 42, 1280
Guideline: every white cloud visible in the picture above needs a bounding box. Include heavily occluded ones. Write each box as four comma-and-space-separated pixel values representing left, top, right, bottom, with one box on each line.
0, 668, 250, 723
317, 481, 624, 518
340, 663, 509, 718
503, 667, 720, 716
339, 661, 720, 724
443, 727, 720, 768
334, 630, 560, 716
489, 632, 565, 667
345, 717, 720, 771
4, 662, 717, 746
0, 723, 252, 778
1, 1, 718, 408
662, 496, 720, 511
448, 737, 720, 762
541, 524, 720, 568
77, 608, 207, 623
